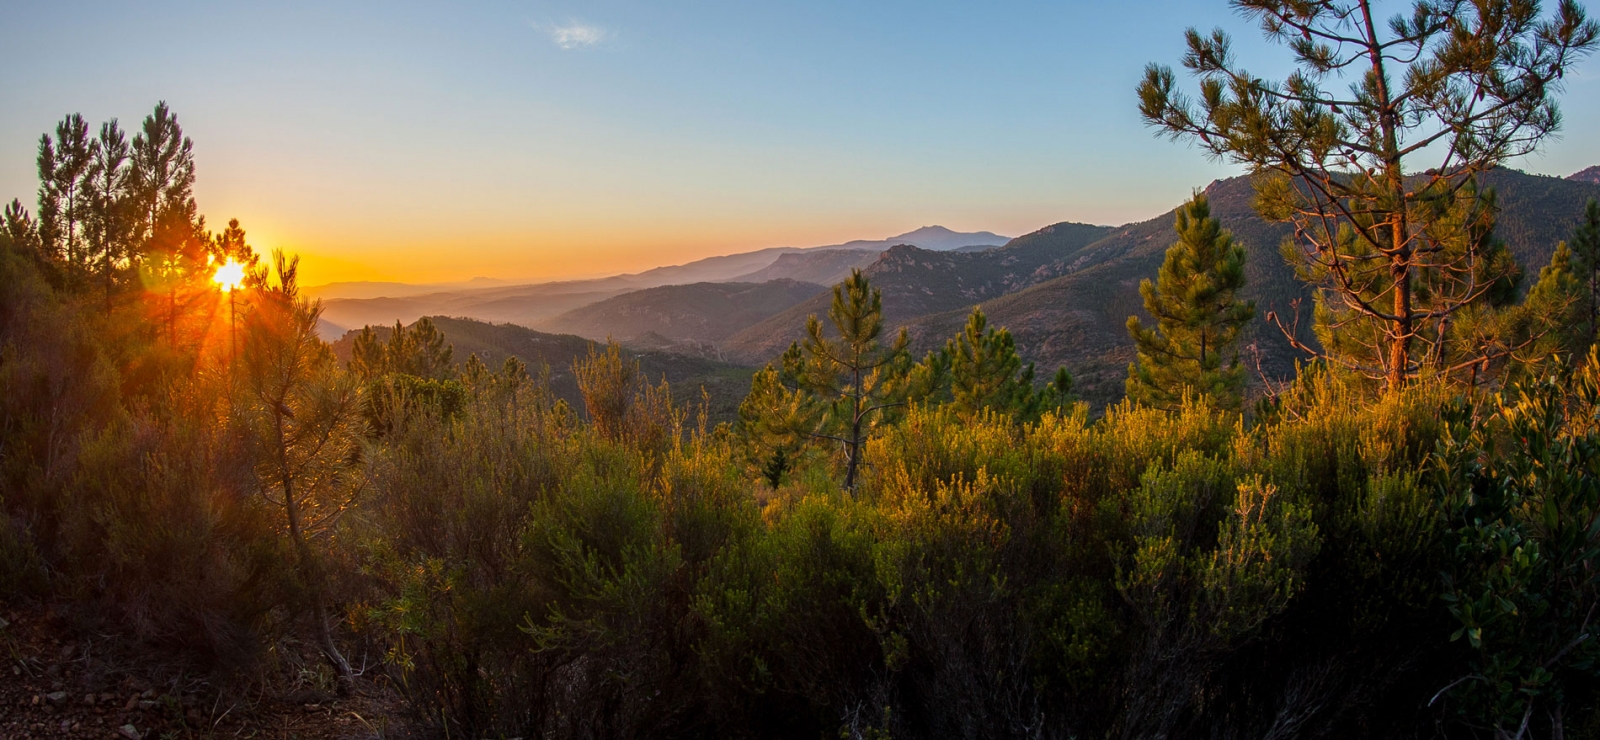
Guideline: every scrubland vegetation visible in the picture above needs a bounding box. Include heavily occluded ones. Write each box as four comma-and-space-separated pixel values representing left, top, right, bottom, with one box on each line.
6, 1, 1600, 738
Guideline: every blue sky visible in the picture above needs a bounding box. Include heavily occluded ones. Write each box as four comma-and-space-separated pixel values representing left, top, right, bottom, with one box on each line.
4, 0, 1598, 284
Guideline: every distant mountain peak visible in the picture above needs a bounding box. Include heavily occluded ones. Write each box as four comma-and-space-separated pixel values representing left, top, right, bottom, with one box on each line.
878, 226, 1010, 251
895, 225, 958, 237
1570, 165, 1600, 185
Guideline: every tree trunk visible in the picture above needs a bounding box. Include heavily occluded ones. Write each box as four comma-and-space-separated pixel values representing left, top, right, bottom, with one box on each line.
1358, 0, 1414, 390
276, 408, 355, 693
1389, 252, 1412, 389
844, 365, 863, 491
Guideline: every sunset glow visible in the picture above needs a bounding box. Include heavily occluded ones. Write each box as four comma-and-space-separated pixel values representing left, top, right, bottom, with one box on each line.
212, 258, 245, 292
7, 2, 1594, 288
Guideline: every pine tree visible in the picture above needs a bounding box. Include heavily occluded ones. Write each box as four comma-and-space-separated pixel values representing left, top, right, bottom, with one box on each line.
36, 113, 93, 267
241, 250, 362, 691
1568, 200, 1600, 348
348, 326, 387, 379
1138, 0, 1598, 388
781, 269, 910, 490
739, 270, 910, 491
131, 102, 196, 268
948, 308, 1031, 413
399, 317, 453, 380
905, 306, 1079, 418
347, 318, 455, 381
461, 352, 491, 390
1, 200, 39, 254
83, 120, 133, 305
736, 364, 815, 488
1500, 241, 1584, 378
212, 218, 259, 268
1126, 193, 1255, 410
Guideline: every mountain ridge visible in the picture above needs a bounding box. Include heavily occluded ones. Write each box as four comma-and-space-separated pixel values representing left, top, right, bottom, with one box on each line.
536, 279, 826, 345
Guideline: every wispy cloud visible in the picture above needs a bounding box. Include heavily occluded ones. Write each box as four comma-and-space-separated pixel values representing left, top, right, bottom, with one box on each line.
538, 20, 610, 50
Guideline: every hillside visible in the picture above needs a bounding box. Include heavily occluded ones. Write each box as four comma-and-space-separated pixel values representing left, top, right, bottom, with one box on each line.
721, 169, 1600, 406
728, 249, 881, 285
330, 316, 757, 422
1571, 165, 1600, 185
722, 222, 1115, 363
536, 279, 825, 344
318, 285, 629, 339
906, 168, 1600, 406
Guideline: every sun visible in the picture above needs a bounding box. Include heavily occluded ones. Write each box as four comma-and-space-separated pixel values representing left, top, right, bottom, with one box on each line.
212, 257, 246, 292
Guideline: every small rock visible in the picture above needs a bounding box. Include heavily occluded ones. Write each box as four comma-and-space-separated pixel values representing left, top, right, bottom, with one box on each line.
59, 718, 71, 731
84, 692, 96, 705
122, 695, 138, 711
137, 700, 157, 711
118, 723, 141, 740
139, 689, 155, 699
45, 691, 67, 704
100, 692, 115, 704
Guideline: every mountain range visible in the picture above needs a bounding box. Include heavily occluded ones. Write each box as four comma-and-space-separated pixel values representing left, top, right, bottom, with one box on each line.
537, 279, 826, 348
327, 168, 1600, 409
313, 225, 1008, 336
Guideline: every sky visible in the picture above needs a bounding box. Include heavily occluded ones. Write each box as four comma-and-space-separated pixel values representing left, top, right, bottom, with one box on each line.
4, 0, 1599, 287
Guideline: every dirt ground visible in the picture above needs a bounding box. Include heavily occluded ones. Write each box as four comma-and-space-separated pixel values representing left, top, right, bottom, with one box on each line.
0, 606, 405, 739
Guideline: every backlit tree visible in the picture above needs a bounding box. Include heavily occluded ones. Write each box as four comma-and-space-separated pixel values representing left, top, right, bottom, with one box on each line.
1138, 0, 1598, 388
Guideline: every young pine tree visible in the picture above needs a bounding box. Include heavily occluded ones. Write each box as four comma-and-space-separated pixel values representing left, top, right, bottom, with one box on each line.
1568, 200, 1600, 348
947, 308, 1034, 414
348, 326, 387, 380
395, 317, 453, 380
736, 364, 815, 488
783, 269, 910, 491
1126, 193, 1255, 410
908, 306, 1074, 418
241, 251, 363, 691
1, 200, 39, 254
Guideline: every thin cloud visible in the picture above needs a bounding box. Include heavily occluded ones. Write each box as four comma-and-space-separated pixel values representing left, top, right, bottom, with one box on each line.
538, 20, 610, 50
